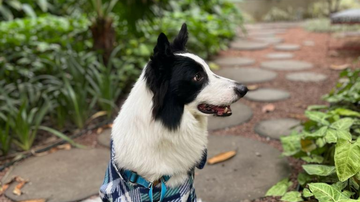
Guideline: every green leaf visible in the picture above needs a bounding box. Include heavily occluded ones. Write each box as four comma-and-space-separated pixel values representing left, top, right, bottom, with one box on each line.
302, 164, 336, 176
280, 191, 303, 202
298, 172, 312, 186
335, 139, 360, 182
331, 118, 354, 131
0, 5, 14, 20
265, 178, 293, 197
303, 188, 313, 198
6, 0, 22, 10
37, 0, 48, 12
333, 108, 360, 118
305, 111, 330, 125
281, 134, 301, 156
341, 190, 354, 198
301, 155, 324, 163
325, 129, 338, 143
308, 183, 348, 202
22, 4, 36, 18
38, 126, 84, 148
307, 105, 328, 110
305, 126, 328, 138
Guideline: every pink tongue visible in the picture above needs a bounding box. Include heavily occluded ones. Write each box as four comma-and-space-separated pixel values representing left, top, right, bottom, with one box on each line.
215, 106, 230, 116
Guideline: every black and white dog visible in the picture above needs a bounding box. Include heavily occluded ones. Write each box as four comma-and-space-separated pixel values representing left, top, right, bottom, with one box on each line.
100, 23, 247, 202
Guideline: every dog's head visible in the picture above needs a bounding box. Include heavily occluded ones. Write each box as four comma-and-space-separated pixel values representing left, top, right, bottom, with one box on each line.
144, 23, 247, 130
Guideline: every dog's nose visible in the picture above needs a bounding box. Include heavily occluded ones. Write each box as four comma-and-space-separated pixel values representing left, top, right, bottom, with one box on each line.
234, 84, 248, 97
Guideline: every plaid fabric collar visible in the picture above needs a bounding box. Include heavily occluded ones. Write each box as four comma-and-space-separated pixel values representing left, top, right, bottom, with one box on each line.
99, 140, 207, 202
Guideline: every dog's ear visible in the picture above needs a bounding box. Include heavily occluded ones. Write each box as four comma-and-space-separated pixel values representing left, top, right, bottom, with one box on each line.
153, 33, 172, 57
171, 23, 188, 52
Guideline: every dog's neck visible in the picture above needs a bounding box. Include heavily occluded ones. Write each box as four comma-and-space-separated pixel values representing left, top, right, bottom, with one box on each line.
111, 72, 208, 184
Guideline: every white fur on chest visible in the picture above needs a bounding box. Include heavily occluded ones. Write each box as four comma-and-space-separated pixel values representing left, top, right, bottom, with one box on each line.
112, 74, 208, 186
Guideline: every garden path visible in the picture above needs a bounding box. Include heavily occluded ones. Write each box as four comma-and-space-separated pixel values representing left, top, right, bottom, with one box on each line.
2, 22, 347, 202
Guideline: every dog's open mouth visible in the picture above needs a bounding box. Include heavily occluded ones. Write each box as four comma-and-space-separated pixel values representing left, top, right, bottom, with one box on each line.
197, 104, 232, 117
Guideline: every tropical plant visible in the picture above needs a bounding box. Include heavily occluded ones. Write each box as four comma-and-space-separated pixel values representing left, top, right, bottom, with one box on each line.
266, 69, 360, 201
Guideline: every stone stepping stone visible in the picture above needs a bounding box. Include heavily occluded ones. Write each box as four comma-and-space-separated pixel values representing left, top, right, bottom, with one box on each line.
195, 135, 290, 202
261, 60, 313, 71
274, 44, 300, 51
3, 149, 109, 202
231, 39, 268, 51
208, 102, 252, 131
252, 37, 283, 45
265, 52, 293, 59
215, 67, 277, 84
98, 128, 111, 148
214, 57, 255, 67
286, 72, 327, 82
254, 118, 303, 139
245, 88, 290, 102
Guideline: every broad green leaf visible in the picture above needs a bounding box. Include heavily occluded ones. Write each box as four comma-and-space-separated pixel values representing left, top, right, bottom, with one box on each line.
301, 155, 324, 163
303, 188, 313, 198
339, 200, 360, 202
281, 135, 301, 156
316, 138, 326, 147
307, 105, 328, 110
332, 181, 347, 191
22, 4, 36, 18
265, 178, 292, 197
337, 130, 352, 141
298, 172, 312, 186
325, 129, 338, 143
302, 164, 336, 176
333, 108, 360, 118
280, 191, 303, 202
305, 111, 330, 125
309, 183, 348, 202
331, 118, 354, 131
37, 0, 48, 12
0, 5, 13, 20
304, 126, 328, 138
335, 139, 360, 182
342, 190, 354, 198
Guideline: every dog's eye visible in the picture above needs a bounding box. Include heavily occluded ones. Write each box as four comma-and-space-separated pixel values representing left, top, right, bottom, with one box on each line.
193, 73, 203, 82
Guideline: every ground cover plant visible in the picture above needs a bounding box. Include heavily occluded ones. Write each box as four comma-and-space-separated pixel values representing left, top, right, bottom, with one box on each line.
266, 69, 360, 202
0, 0, 243, 155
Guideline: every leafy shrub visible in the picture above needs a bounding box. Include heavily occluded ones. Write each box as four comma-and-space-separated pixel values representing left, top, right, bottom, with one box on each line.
267, 69, 360, 201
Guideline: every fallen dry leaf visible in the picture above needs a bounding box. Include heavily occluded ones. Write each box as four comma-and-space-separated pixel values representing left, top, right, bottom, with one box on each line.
330, 63, 350, 70
57, 143, 71, 150
13, 177, 28, 196
262, 104, 275, 113
89, 111, 108, 122
208, 150, 236, 165
19, 199, 46, 202
0, 183, 10, 195
247, 84, 258, 91
289, 113, 308, 121
96, 127, 104, 134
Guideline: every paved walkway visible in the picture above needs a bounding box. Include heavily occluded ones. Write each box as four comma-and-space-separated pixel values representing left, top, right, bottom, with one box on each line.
2, 22, 334, 202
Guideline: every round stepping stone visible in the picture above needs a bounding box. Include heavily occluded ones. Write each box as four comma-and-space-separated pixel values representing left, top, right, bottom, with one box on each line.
208, 102, 252, 131
231, 39, 268, 51
286, 72, 327, 82
265, 52, 293, 59
215, 67, 277, 84
98, 128, 111, 148
261, 60, 313, 71
274, 44, 300, 51
3, 149, 109, 202
254, 118, 303, 139
214, 57, 255, 67
253, 37, 283, 45
195, 135, 290, 202
245, 88, 290, 102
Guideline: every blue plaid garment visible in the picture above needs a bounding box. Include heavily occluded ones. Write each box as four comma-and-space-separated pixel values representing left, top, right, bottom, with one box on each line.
99, 140, 207, 202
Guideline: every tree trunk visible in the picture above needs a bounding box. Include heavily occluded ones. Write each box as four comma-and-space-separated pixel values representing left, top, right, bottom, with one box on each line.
90, 17, 116, 65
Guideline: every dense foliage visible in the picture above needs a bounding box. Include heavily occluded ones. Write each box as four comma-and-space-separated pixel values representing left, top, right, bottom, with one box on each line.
0, 0, 243, 155
266, 69, 360, 202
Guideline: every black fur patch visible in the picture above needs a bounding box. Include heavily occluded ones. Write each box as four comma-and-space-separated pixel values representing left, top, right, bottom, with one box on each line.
144, 23, 209, 130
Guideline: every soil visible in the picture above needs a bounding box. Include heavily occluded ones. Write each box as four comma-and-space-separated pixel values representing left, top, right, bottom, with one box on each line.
1, 26, 359, 202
